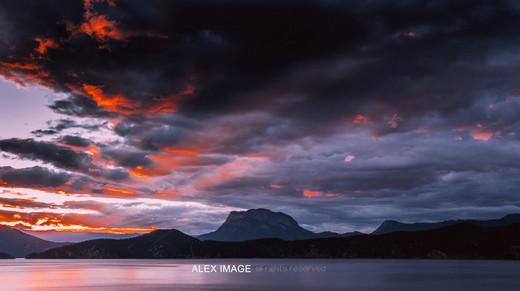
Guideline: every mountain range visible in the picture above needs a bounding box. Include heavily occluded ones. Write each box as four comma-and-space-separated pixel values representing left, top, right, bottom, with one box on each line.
21, 230, 142, 243
28, 223, 520, 259
4, 209, 520, 259
372, 214, 520, 235
0, 226, 69, 257
27, 229, 205, 259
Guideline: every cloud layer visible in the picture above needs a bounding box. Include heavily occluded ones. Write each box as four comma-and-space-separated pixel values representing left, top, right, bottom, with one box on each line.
1, 0, 520, 234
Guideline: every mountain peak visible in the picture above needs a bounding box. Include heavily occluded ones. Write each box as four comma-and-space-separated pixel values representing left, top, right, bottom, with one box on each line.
502, 213, 520, 220
199, 208, 315, 241
222, 208, 299, 228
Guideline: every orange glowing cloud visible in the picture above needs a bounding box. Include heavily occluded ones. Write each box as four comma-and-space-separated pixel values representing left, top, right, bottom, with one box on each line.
145, 84, 196, 113
79, 14, 126, 42
129, 154, 175, 178
303, 190, 322, 197
1, 179, 90, 197
352, 114, 369, 124
148, 155, 170, 162
82, 84, 131, 113
55, 142, 88, 152
34, 38, 59, 54
0, 191, 159, 234
54, 190, 71, 195
0, 202, 22, 209
65, 0, 125, 44
0, 206, 138, 234
303, 190, 339, 197
155, 189, 178, 199
453, 126, 499, 141
156, 190, 178, 195
70, 0, 166, 45
75, 82, 192, 114
160, 147, 231, 171
344, 155, 355, 162
129, 167, 154, 178
270, 185, 283, 189
0, 62, 41, 71
164, 148, 200, 155
103, 185, 135, 195
472, 132, 494, 141
87, 145, 106, 166
0, 219, 155, 234
0, 61, 50, 88
129, 164, 172, 178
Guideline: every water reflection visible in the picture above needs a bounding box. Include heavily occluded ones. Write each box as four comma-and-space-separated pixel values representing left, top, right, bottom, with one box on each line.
0, 259, 519, 290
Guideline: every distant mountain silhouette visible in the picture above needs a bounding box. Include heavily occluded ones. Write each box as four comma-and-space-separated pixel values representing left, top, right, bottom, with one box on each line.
28, 229, 205, 259
0, 252, 14, 259
313, 231, 363, 238
372, 213, 520, 235
0, 226, 69, 257
28, 223, 520, 259
22, 230, 142, 243
198, 208, 360, 241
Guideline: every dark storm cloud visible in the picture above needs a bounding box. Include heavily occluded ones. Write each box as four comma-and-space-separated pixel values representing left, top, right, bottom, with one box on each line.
30, 129, 58, 136
0, 166, 72, 188
111, 114, 204, 151
0, 138, 128, 181
58, 135, 92, 148
1, 0, 519, 135
122, 123, 191, 151
0, 196, 58, 209
2, 0, 520, 232
100, 149, 152, 168
32, 119, 105, 137
0, 165, 100, 194
184, 130, 520, 230
48, 94, 118, 118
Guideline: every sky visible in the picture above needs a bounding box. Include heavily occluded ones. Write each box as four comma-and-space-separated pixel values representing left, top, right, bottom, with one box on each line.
1, 0, 520, 237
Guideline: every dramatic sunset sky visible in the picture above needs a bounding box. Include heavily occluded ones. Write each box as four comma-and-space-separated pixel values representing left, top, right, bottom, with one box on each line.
1, 0, 520, 237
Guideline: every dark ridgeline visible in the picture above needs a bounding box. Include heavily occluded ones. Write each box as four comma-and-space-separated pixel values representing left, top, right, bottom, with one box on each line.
27, 229, 205, 259
198, 208, 361, 241
26, 230, 201, 259
28, 209, 520, 259
27, 224, 520, 260
372, 214, 520, 235
0, 226, 69, 257
23, 230, 142, 243
0, 252, 15, 259
201, 223, 520, 259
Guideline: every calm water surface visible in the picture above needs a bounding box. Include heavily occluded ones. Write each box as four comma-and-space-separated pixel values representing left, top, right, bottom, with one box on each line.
0, 259, 519, 290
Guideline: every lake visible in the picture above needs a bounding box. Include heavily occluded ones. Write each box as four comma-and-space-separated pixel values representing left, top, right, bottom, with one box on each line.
0, 259, 519, 290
